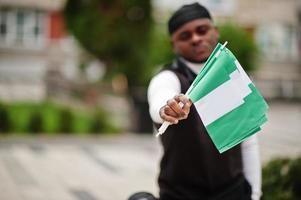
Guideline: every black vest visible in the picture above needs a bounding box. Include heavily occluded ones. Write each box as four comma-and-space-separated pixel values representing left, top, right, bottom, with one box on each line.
156, 58, 244, 200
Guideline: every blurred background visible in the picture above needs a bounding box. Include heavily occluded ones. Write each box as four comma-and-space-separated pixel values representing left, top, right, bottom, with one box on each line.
0, 0, 300, 199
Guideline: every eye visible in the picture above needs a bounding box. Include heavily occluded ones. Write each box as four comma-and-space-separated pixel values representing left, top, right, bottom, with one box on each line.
178, 31, 192, 41
196, 25, 211, 36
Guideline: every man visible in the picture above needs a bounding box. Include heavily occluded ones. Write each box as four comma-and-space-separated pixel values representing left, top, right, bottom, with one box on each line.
146, 2, 261, 200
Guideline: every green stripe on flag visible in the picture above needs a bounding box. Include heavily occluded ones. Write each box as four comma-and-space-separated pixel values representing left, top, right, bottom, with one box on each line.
205, 84, 268, 153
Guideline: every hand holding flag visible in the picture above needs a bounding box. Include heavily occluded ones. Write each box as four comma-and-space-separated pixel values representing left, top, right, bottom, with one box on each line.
156, 42, 268, 153
157, 94, 192, 136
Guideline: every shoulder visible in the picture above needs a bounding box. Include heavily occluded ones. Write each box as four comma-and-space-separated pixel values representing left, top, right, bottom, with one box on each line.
148, 70, 180, 91
152, 69, 179, 81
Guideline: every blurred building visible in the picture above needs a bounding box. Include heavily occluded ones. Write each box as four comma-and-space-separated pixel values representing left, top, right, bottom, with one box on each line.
1, 0, 300, 101
233, 0, 301, 99
0, 0, 80, 102
153, 0, 301, 99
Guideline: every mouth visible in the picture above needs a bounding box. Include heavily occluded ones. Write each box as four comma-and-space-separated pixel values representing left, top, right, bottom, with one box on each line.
190, 46, 210, 62
193, 44, 207, 53
193, 46, 207, 56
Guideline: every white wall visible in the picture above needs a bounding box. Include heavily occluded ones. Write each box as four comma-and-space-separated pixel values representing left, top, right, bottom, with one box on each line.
0, 53, 48, 101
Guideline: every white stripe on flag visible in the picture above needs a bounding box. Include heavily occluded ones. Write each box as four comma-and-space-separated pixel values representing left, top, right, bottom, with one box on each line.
229, 69, 252, 98
234, 60, 252, 84
194, 70, 251, 126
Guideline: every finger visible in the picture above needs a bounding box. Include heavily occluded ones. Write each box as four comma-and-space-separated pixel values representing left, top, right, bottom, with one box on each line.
181, 105, 191, 119
182, 98, 192, 113
162, 115, 179, 124
170, 94, 192, 118
167, 99, 186, 118
168, 101, 185, 119
159, 106, 179, 124
164, 106, 179, 118
174, 94, 191, 106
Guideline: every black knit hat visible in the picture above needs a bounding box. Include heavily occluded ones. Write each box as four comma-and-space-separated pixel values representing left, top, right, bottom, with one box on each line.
168, 2, 212, 35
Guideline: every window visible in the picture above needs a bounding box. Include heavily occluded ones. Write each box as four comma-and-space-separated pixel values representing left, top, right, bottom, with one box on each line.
0, 8, 47, 49
256, 23, 299, 62
0, 9, 8, 42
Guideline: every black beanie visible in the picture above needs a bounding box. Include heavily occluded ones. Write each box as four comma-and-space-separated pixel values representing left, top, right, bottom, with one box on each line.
168, 3, 212, 35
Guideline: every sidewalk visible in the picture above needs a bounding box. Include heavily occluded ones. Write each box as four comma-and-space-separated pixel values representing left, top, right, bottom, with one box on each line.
0, 101, 300, 200
257, 101, 301, 161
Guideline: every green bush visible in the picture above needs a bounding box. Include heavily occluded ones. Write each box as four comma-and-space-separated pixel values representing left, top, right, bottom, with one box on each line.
0, 104, 11, 133
218, 23, 259, 72
27, 111, 44, 134
262, 157, 301, 200
287, 157, 301, 198
90, 112, 106, 134
0, 101, 118, 134
145, 24, 174, 79
89, 109, 118, 134
59, 108, 74, 133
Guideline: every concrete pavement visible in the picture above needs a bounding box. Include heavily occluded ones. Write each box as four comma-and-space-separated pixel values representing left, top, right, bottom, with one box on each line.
0, 135, 161, 200
0, 101, 300, 200
257, 101, 301, 161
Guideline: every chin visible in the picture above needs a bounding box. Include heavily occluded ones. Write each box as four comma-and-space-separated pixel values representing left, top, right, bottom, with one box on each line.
188, 58, 206, 64
194, 56, 208, 63
192, 54, 210, 63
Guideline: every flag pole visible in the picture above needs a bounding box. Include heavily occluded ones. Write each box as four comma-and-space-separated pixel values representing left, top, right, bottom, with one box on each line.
155, 42, 228, 137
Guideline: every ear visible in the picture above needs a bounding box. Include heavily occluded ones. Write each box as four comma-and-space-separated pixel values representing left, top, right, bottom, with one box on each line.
171, 39, 178, 54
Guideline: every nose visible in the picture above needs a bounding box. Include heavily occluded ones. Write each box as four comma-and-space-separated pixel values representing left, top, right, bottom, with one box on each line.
191, 33, 203, 45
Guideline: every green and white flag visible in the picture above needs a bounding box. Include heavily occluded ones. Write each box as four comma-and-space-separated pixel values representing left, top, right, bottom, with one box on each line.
157, 42, 268, 153
187, 42, 268, 153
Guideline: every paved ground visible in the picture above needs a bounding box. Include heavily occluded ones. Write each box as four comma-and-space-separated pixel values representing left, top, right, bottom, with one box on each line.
0, 101, 300, 200
257, 101, 301, 161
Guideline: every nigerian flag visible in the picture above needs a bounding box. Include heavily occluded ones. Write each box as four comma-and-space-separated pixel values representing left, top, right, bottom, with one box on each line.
187, 42, 268, 153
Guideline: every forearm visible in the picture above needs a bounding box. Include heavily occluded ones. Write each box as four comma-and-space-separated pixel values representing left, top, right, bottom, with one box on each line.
241, 135, 262, 200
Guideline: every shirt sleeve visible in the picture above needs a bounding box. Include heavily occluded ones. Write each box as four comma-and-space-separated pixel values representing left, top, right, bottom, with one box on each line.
147, 70, 181, 124
241, 135, 262, 200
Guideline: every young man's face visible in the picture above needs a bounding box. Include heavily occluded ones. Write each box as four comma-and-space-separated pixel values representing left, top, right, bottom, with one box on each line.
171, 18, 219, 63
